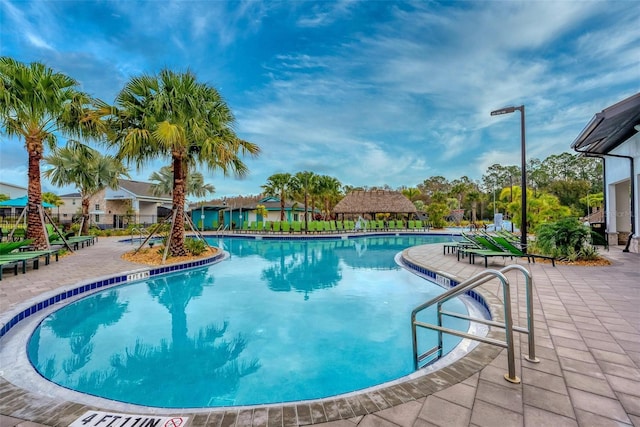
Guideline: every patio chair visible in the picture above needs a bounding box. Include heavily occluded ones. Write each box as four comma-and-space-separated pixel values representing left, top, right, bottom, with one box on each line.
457, 233, 513, 267
0, 239, 33, 255
490, 235, 556, 267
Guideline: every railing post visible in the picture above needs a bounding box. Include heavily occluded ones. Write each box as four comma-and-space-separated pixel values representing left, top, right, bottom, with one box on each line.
501, 278, 520, 384
411, 313, 419, 370
523, 269, 539, 363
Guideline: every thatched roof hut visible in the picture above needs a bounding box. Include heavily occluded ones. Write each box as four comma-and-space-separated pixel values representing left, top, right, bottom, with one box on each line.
333, 190, 417, 217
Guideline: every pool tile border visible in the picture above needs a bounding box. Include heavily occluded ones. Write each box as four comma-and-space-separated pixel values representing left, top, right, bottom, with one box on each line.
0, 251, 226, 339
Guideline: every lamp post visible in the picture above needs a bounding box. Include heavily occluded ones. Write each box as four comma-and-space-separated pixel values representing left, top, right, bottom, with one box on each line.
491, 105, 527, 251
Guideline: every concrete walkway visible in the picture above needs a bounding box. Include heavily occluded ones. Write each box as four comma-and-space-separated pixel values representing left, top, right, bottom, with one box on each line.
0, 235, 638, 426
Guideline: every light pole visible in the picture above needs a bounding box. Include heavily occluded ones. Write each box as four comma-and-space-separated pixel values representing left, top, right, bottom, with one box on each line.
491, 105, 527, 251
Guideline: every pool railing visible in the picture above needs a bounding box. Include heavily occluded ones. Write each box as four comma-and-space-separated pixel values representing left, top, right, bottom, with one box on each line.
411, 264, 538, 384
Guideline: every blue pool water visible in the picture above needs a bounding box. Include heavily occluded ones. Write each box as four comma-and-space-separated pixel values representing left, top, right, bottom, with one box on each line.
28, 235, 470, 408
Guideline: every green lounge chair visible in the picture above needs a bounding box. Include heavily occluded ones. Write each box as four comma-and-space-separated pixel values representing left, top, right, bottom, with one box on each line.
0, 258, 22, 280
0, 249, 59, 280
458, 234, 512, 267
491, 235, 556, 267
0, 239, 33, 255
272, 221, 281, 232
282, 222, 291, 233
256, 222, 265, 233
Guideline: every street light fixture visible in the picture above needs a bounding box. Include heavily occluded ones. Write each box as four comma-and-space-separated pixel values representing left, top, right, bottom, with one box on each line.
491, 105, 527, 251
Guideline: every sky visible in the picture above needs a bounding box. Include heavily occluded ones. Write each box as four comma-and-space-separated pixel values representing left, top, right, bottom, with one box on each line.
1, 1, 639, 200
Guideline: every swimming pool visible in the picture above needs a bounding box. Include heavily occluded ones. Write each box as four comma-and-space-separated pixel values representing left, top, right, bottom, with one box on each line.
27, 235, 471, 408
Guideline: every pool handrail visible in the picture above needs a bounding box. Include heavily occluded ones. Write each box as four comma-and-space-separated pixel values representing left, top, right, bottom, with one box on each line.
411, 264, 537, 384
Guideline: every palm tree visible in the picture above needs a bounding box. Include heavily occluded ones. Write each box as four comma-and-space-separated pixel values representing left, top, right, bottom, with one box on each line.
149, 166, 215, 199
261, 173, 293, 221
316, 175, 342, 219
0, 57, 105, 249
45, 142, 129, 234
401, 187, 421, 202
107, 69, 259, 256
291, 171, 317, 231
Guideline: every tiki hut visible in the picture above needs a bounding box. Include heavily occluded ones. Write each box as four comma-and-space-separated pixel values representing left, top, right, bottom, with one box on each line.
333, 190, 417, 220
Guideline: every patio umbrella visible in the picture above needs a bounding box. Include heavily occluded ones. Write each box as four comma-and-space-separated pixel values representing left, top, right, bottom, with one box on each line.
0, 195, 55, 208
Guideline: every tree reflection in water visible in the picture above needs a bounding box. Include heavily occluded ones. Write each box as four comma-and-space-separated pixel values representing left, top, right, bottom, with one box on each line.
38, 291, 128, 378
80, 269, 260, 407
261, 240, 342, 299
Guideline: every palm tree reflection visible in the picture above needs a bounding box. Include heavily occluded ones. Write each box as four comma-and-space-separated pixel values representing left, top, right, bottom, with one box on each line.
82, 269, 260, 406
41, 291, 128, 377
261, 240, 342, 300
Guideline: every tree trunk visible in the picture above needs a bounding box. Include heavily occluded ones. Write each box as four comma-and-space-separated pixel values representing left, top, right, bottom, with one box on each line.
26, 136, 48, 250
304, 192, 309, 233
81, 196, 91, 235
169, 155, 187, 257
280, 191, 285, 221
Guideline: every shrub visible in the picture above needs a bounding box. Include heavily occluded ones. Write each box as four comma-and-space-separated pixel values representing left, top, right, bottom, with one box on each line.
185, 237, 207, 256
534, 217, 598, 261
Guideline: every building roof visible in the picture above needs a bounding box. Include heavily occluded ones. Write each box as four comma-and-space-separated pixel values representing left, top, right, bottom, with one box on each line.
118, 179, 171, 199
333, 190, 417, 214
571, 92, 640, 155
0, 182, 27, 191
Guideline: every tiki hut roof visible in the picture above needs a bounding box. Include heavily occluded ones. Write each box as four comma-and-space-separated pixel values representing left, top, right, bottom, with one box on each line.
333, 190, 417, 214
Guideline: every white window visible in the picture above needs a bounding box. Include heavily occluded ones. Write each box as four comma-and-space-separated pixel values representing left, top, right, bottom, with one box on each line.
95, 214, 100, 222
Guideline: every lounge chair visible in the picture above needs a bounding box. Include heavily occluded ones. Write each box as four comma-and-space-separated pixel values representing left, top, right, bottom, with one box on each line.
490, 235, 556, 267
307, 221, 317, 233
272, 221, 281, 233
0, 258, 22, 280
282, 222, 291, 233
0, 249, 59, 280
0, 239, 33, 255
458, 233, 513, 267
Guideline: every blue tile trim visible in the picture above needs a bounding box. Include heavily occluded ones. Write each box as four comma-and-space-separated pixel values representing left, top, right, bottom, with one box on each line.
401, 257, 491, 316
0, 251, 226, 339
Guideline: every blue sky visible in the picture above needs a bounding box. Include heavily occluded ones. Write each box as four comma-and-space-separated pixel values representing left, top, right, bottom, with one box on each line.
1, 1, 639, 200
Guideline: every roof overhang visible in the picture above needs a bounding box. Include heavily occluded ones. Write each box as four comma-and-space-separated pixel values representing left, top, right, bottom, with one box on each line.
571, 92, 640, 155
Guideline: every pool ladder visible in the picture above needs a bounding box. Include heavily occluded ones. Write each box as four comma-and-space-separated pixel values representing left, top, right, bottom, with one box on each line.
130, 227, 149, 244
411, 264, 538, 384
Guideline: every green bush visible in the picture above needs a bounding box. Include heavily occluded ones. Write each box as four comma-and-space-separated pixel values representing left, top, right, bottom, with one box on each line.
184, 237, 207, 256
533, 217, 598, 261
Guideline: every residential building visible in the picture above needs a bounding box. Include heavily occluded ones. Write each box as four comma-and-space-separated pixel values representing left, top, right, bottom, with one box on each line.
0, 182, 27, 199
572, 92, 640, 253
57, 179, 172, 229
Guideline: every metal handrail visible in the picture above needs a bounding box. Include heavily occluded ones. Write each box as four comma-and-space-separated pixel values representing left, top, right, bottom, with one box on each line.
411, 264, 536, 384
216, 224, 228, 237
130, 227, 149, 244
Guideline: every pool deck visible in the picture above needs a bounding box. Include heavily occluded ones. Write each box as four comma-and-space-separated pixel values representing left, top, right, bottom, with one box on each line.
1, 233, 639, 427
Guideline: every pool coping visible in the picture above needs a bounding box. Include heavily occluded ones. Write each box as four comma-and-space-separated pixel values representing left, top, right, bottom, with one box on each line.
0, 235, 506, 426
